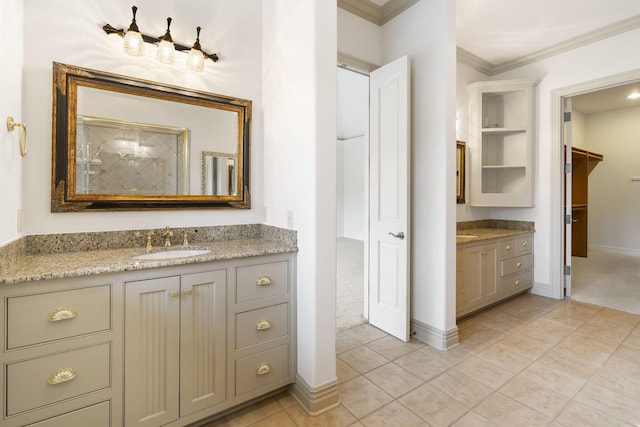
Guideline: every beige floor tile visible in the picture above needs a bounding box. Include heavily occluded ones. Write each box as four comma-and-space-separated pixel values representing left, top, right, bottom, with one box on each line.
247, 411, 296, 427
475, 342, 533, 373
449, 411, 494, 427
590, 363, 640, 401
419, 344, 471, 368
360, 401, 428, 427
336, 331, 366, 354
552, 401, 630, 427
457, 324, 505, 354
594, 308, 640, 328
542, 300, 599, 328
347, 323, 388, 344
337, 358, 361, 383
517, 360, 590, 398
541, 342, 610, 377
366, 335, 425, 360
339, 345, 390, 374
614, 342, 640, 364
285, 403, 357, 427
573, 321, 632, 348
398, 383, 468, 427
339, 376, 393, 419
499, 375, 569, 418
226, 398, 284, 427
495, 330, 554, 360
364, 362, 424, 398
574, 382, 640, 425
601, 355, 640, 384
429, 370, 493, 408
349, 422, 365, 426
474, 392, 550, 427
453, 356, 514, 389
516, 318, 575, 346
274, 391, 298, 409
623, 325, 640, 349
394, 349, 449, 381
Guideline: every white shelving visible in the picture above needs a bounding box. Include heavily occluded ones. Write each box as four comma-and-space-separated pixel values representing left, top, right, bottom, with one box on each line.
468, 79, 538, 207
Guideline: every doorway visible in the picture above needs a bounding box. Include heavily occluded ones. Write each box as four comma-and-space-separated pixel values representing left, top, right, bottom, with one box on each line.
557, 75, 640, 314
336, 66, 369, 331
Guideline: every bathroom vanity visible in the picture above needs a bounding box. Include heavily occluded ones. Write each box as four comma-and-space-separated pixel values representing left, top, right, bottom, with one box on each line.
0, 229, 296, 427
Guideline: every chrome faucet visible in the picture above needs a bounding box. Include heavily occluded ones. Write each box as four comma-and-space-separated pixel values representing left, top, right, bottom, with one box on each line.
162, 226, 174, 247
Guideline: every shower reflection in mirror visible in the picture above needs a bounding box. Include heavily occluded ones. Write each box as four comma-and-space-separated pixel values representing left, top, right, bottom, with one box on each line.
202, 151, 237, 196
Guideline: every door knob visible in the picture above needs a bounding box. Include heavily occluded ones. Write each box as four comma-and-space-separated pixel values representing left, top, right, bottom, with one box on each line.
388, 232, 405, 239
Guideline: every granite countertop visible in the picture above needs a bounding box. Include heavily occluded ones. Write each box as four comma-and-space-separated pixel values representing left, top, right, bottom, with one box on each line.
0, 238, 297, 285
456, 219, 535, 246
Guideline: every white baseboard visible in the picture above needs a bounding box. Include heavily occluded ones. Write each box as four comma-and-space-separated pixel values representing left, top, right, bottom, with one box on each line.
530, 281, 554, 298
410, 318, 459, 350
289, 375, 340, 416
588, 244, 640, 258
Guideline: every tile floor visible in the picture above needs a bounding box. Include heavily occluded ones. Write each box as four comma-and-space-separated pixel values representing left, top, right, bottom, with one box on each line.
199, 293, 640, 426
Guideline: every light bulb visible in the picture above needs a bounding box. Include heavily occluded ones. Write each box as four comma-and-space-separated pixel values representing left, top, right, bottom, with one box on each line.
123, 5, 144, 56
156, 17, 175, 64
186, 26, 205, 72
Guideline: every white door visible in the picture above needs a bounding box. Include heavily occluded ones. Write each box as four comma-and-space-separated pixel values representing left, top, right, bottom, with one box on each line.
368, 55, 411, 341
563, 97, 573, 296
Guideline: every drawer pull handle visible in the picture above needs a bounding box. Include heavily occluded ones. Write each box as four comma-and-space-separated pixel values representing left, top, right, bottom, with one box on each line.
183, 288, 193, 296
48, 307, 77, 322
515, 279, 521, 286
505, 245, 512, 251
170, 290, 179, 298
516, 262, 522, 268
47, 368, 77, 385
256, 275, 272, 286
522, 241, 529, 247
256, 320, 272, 331
256, 363, 271, 375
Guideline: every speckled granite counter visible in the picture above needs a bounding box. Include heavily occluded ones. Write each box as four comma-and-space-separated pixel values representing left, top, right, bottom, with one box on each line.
456, 219, 534, 245
0, 225, 297, 285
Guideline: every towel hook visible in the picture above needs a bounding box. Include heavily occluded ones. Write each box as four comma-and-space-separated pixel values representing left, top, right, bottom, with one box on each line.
6, 116, 27, 157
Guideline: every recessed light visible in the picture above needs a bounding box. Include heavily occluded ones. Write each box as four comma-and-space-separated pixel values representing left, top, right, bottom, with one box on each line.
628, 92, 640, 99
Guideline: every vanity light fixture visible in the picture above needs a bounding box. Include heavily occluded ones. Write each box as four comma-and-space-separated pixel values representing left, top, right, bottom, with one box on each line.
156, 17, 176, 64
103, 6, 219, 71
627, 92, 640, 100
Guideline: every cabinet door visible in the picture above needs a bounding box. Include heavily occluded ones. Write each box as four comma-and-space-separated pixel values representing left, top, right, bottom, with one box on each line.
125, 276, 180, 427
180, 270, 226, 416
463, 243, 498, 309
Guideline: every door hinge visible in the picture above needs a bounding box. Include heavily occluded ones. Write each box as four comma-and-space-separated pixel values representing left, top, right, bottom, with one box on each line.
564, 265, 571, 275
564, 163, 572, 173
565, 214, 571, 225
564, 112, 572, 122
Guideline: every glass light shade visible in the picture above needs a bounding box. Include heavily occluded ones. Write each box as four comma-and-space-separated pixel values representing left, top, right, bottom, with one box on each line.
187, 48, 205, 72
157, 39, 176, 64
123, 31, 144, 56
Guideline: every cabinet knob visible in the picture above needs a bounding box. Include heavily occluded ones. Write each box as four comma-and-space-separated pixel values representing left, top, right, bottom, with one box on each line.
256, 320, 272, 331
522, 241, 528, 247
514, 279, 521, 286
516, 262, 522, 268
170, 290, 179, 298
47, 367, 77, 385
505, 245, 512, 251
183, 288, 193, 296
256, 275, 272, 286
48, 306, 77, 322
256, 363, 271, 376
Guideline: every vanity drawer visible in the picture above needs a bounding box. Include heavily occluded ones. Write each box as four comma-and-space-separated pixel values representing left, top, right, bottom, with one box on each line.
25, 401, 110, 427
6, 285, 111, 349
501, 254, 533, 277
236, 261, 288, 303
6, 343, 111, 416
499, 239, 518, 259
236, 303, 289, 350
501, 270, 533, 297
235, 344, 290, 396
517, 235, 533, 254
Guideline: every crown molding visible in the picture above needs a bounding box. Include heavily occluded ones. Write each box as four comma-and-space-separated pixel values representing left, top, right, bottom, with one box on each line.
338, 0, 419, 26
462, 14, 640, 76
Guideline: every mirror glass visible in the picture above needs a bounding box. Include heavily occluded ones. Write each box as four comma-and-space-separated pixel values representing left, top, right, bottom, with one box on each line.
52, 62, 251, 211
457, 141, 466, 204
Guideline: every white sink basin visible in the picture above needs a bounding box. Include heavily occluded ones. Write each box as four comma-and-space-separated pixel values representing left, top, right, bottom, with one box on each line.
132, 248, 211, 260
457, 234, 479, 240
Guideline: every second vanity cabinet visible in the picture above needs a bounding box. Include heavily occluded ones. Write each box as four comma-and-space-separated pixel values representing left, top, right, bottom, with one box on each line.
0, 252, 295, 427
457, 233, 533, 318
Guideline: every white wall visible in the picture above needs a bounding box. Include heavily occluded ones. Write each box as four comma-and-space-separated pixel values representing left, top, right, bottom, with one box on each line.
21, 0, 263, 234
263, 0, 337, 389
585, 106, 640, 256
0, 0, 23, 245
382, 0, 458, 336
337, 8, 382, 67
338, 136, 365, 240
492, 27, 640, 295
571, 109, 587, 149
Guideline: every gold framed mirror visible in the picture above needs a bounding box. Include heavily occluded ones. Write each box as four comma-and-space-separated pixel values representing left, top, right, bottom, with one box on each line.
456, 140, 466, 204
51, 62, 251, 212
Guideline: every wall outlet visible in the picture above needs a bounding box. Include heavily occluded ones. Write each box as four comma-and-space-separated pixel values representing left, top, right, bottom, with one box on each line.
17, 208, 22, 232
287, 210, 294, 228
